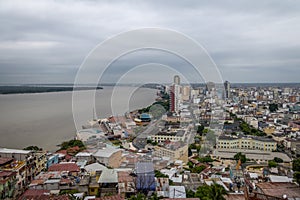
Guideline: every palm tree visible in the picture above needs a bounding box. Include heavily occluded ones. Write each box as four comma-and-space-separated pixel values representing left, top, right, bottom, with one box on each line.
195, 183, 227, 200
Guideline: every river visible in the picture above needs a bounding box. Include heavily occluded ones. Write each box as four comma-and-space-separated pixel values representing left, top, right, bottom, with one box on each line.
0, 86, 157, 151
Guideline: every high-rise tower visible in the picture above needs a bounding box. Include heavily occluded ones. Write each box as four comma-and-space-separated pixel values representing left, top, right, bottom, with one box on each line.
224, 80, 231, 99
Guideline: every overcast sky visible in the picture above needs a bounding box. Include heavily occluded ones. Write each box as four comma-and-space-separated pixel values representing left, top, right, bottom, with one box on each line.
0, 0, 299, 84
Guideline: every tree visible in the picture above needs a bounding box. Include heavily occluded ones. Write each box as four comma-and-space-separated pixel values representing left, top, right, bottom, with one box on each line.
269, 103, 278, 112
154, 170, 168, 178
195, 183, 227, 200
293, 171, 300, 185
191, 165, 207, 173
59, 139, 85, 150
23, 146, 42, 151
197, 125, 205, 135
268, 160, 278, 168
234, 152, 246, 163
273, 157, 283, 163
292, 158, 300, 172
186, 189, 195, 198
129, 193, 147, 200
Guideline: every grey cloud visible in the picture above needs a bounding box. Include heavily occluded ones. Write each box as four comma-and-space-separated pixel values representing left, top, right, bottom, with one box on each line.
0, 0, 299, 83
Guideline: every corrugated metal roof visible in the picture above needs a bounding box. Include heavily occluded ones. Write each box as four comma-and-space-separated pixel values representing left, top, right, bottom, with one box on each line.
98, 169, 118, 183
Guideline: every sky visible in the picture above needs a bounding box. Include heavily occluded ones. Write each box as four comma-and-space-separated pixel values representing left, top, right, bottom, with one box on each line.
0, 0, 299, 84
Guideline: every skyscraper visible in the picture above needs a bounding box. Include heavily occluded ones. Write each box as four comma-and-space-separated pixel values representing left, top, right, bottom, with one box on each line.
174, 75, 180, 85
170, 75, 181, 113
224, 80, 231, 99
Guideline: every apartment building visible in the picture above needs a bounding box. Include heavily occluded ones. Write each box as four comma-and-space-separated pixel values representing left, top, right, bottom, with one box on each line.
217, 134, 277, 152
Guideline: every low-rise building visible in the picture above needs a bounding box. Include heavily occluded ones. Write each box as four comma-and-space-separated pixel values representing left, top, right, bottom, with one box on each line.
151, 129, 188, 143
217, 134, 277, 152
93, 145, 122, 168
0, 171, 17, 199
153, 142, 188, 163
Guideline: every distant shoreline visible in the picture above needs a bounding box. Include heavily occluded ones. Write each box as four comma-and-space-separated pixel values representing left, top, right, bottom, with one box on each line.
0, 86, 103, 95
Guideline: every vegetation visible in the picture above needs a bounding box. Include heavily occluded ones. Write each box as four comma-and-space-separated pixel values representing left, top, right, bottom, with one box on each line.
147, 139, 158, 146
239, 120, 266, 136
194, 183, 227, 200
189, 143, 202, 152
292, 158, 300, 171
111, 140, 122, 146
197, 125, 205, 135
234, 152, 247, 163
186, 189, 195, 198
23, 146, 42, 151
59, 189, 79, 195
197, 156, 214, 163
292, 158, 300, 184
0, 85, 102, 94
154, 170, 168, 178
138, 98, 170, 114
294, 172, 300, 185
273, 157, 283, 163
59, 139, 85, 150
268, 160, 278, 168
269, 103, 279, 112
191, 165, 207, 173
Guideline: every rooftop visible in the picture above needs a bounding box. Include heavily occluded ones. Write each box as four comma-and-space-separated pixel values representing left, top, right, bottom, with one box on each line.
256, 182, 300, 199
0, 148, 31, 154
93, 145, 122, 158
0, 157, 13, 165
48, 163, 80, 172
98, 169, 118, 183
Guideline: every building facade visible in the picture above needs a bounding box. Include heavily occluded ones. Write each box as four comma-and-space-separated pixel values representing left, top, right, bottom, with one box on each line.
217, 134, 277, 152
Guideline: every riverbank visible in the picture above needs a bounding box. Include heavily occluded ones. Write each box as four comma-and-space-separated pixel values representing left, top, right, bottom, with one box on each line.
0, 87, 157, 151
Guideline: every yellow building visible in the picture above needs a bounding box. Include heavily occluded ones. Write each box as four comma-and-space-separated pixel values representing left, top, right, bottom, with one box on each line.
153, 142, 188, 163
263, 127, 275, 135
151, 129, 187, 143
217, 134, 277, 152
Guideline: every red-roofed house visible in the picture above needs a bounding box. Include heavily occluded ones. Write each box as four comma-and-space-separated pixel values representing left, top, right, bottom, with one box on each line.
18, 189, 70, 200
48, 163, 80, 176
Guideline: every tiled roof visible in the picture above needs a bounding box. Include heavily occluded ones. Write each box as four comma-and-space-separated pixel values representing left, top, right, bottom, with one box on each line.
0, 157, 13, 165
0, 170, 16, 177
48, 163, 80, 172
18, 189, 70, 200
92, 195, 124, 200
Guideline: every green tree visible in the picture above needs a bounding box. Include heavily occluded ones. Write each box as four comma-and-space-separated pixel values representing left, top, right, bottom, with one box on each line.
273, 157, 283, 163
191, 165, 207, 173
23, 146, 42, 151
234, 152, 246, 163
197, 125, 205, 135
154, 170, 168, 178
292, 158, 300, 171
186, 189, 195, 198
293, 171, 300, 185
269, 103, 278, 112
268, 160, 278, 168
129, 193, 147, 200
195, 183, 227, 200
60, 139, 85, 150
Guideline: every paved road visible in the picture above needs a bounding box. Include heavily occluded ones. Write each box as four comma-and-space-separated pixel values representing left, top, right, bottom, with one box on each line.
133, 119, 163, 149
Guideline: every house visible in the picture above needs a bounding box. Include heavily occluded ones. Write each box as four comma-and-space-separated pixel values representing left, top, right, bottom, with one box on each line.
117, 171, 135, 197
93, 145, 122, 168
48, 162, 80, 176
0, 171, 17, 199
168, 186, 186, 198
153, 142, 188, 163
46, 154, 59, 169
253, 182, 300, 199
97, 169, 118, 197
